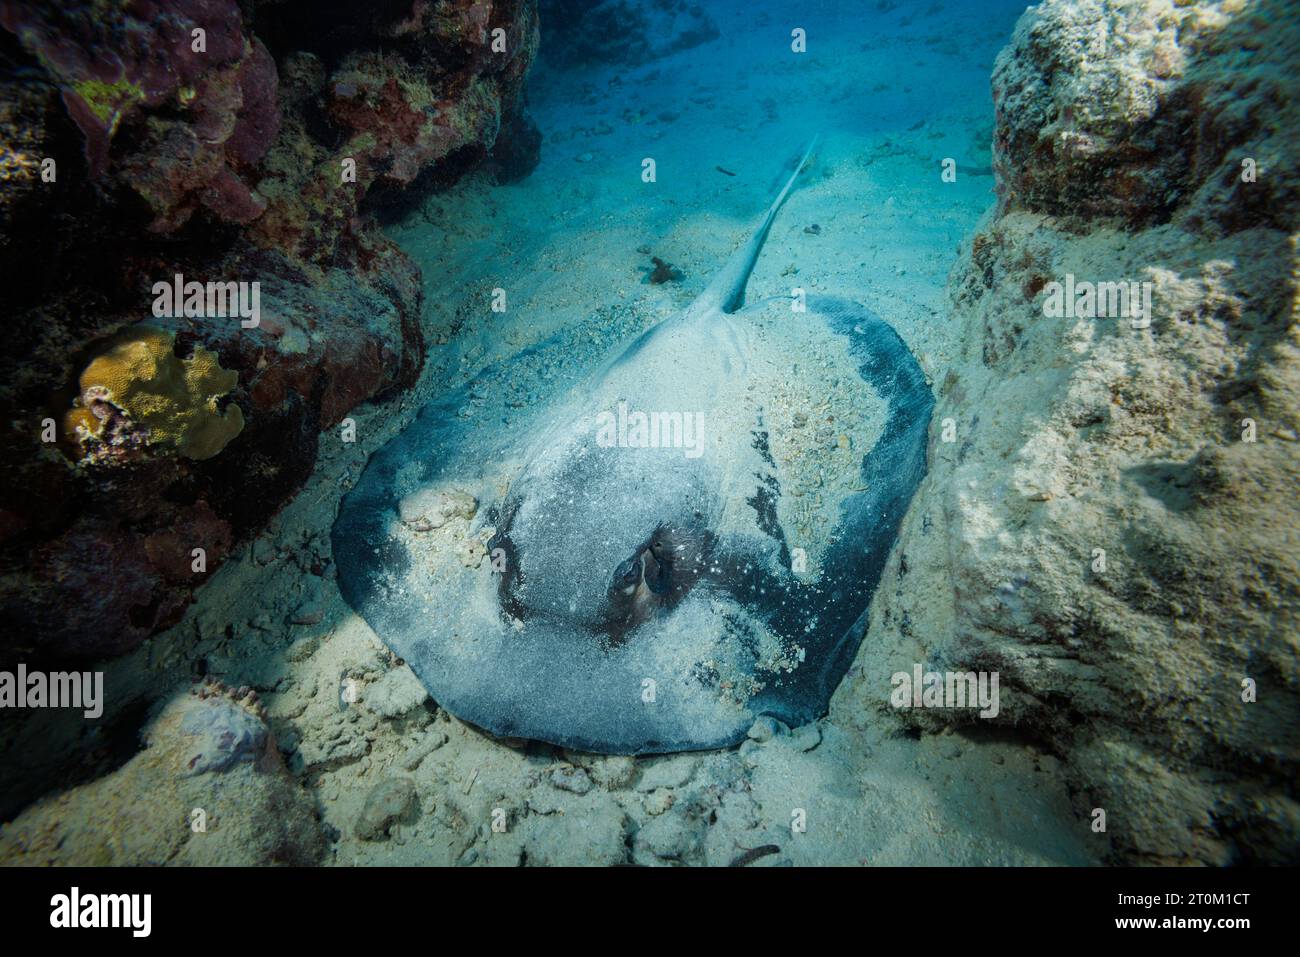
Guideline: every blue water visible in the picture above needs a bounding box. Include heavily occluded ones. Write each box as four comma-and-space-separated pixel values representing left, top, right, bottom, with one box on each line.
392, 0, 1028, 396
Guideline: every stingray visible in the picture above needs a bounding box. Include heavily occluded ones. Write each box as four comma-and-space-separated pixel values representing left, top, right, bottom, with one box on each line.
331, 140, 934, 754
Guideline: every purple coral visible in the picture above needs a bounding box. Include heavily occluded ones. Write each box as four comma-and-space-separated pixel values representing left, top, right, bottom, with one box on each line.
0, 0, 279, 229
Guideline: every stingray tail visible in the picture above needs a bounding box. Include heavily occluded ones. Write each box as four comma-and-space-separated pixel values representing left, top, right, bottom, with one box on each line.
688, 135, 820, 317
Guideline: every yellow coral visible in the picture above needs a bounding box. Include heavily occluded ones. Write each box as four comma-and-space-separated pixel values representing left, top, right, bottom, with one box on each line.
66, 326, 244, 460
64, 406, 99, 437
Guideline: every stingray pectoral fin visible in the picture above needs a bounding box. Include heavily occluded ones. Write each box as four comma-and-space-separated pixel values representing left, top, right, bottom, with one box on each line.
806, 295, 932, 407
741, 295, 935, 723
333, 338, 561, 657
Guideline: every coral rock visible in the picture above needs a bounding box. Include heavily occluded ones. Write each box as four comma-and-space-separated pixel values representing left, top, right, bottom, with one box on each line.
66, 325, 244, 462
355, 776, 418, 841
837, 0, 1300, 865
0, 0, 278, 230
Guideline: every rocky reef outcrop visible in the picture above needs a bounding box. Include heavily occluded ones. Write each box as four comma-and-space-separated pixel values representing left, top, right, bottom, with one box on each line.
835, 0, 1300, 864
0, 0, 540, 663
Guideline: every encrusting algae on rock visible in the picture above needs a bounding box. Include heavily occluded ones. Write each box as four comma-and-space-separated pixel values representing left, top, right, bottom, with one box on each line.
65, 325, 244, 461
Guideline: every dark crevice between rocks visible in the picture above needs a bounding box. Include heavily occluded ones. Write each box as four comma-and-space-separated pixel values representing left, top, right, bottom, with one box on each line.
252, 0, 431, 74
363, 143, 491, 225
0, 693, 154, 823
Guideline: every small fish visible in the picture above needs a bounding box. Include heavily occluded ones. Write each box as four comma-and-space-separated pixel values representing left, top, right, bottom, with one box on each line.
716, 165, 737, 176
